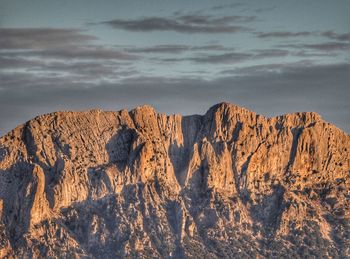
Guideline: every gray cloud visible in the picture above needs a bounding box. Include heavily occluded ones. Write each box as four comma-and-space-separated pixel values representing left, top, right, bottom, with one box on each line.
31, 61, 137, 80
0, 27, 138, 83
219, 60, 315, 75
101, 14, 253, 33
280, 42, 350, 51
257, 31, 314, 38
0, 27, 137, 62
20, 47, 138, 60
302, 42, 350, 51
211, 3, 245, 11
321, 31, 350, 41
1, 62, 349, 135
254, 6, 277, 13
157, 48, 290, 64
0, 56, 43, 69
1, 46, 137, 61
253, 49, 289, 58
189, 52, 252, 64
177, 15, 256, 24
155, 52, 252, 64
0, 28, 97, 49
0, 55, 138, 90
125, 44, 190, 54
0, 63, 138, 90
256, 30, 350, 42
291, 50, 333, 57
125, 44, 233, 54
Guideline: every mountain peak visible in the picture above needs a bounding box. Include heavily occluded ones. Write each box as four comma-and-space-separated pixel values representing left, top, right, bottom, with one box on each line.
131, 104, 157, 114
207, 101, 254, 114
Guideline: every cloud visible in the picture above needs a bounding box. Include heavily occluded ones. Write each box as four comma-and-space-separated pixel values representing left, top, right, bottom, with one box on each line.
0, 27, 137, 61
189, 52, 252, 64
156, 48, 290, 64
321, 31, 350, 41
256, 30, 350, 42
101, 14, 254, 33
291, 50, 333, 57
0, 56, 43, 69
280, 42, 350, 51
0, 60, 138, 89
19, 47, 138, 60
0, 28, 97, 50
256, 31, 314, 38
0, 27, 138, 84
177, 15, 256, 24
219, 60, 315, 75
1, 62, 349, 135
125, 44, 190, 54
254, 6, 277, 13
211, 3, 245, 11
253, 49, 289, 58
154, 52, 252, 64
125, 44, 232, 54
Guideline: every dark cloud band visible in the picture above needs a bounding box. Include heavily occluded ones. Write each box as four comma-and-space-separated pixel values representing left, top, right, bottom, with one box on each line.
1, 62, 349, 135
100, 14, 254, 34
0, 28, 97, 49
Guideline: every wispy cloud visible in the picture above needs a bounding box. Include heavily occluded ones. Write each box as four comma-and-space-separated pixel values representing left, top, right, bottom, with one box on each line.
256, 31, 314, 38
321, 31, 350, 41
188, 49, 289, 64
280, 42, 350, 51
155, 48, 291, 64
100, 14, 255, 34
0, 27, 139, 87
124, 44, 233, 54
210, 3, 245, 11
16, 47, 137, 60
254, 6, 277, 13
256, 29, 350, 42
0, 28, 97, 49
0, 28, 137, 61
253, 49, 289, 58
189, 52, 252, 64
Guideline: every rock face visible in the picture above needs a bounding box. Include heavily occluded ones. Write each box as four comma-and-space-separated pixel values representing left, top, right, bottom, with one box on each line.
0, 102, 349, 258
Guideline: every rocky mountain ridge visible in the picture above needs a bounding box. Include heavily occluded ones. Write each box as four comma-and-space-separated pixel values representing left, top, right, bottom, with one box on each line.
0, 102, 349, 258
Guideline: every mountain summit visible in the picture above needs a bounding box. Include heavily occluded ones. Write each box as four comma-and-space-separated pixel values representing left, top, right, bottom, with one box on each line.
0, 103, 349, 258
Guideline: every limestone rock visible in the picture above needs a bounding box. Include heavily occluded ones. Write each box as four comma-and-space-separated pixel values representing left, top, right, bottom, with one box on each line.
0, 102, 349, 258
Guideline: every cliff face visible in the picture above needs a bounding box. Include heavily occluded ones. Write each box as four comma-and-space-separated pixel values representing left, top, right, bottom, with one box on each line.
0, 102, 349, 258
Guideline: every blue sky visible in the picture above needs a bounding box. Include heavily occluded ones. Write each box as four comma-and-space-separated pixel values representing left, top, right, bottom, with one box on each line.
0, 0, 349, 134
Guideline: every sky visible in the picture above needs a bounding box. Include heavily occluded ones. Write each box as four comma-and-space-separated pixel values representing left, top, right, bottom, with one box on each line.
0, 0, 349, 135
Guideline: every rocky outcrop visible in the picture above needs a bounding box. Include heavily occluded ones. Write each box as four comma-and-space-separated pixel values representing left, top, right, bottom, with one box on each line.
0, 102, 349, 258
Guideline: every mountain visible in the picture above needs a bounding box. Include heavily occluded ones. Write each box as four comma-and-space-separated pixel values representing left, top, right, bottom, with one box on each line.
0, 102, 349, 258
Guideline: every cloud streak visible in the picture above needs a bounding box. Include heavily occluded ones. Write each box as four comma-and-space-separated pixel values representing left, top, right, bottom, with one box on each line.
189, 52, 252, 64
210, 3, 246, 11
101, 14, 254, 33
156, 48, 290, 64
280, 42, 350, 51
321, 31, 350, 41
257, 31, 314, 38
256, 30, 350, 42
0, 28, 137, 61
16, 47, 138, 60
0, 27, 140, 87
124, 44, 233, 54
0, 28, 97, 49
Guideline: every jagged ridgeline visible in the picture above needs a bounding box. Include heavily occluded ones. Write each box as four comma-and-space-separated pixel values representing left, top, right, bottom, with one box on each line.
0, 102, 349, 258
